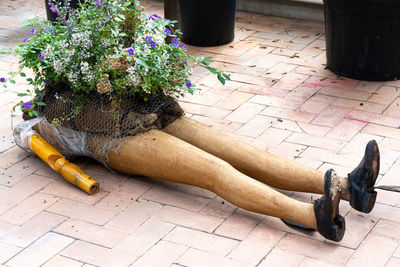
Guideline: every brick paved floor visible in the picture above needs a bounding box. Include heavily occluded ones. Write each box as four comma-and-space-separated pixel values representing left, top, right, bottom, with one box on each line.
1, 0, 400, 266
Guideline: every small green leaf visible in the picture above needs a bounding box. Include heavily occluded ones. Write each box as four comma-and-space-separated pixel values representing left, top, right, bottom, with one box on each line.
20, 73, 26, 77
32, 110, 39, 117
217, 74, 225, 85
17, 93, 28, 97
10, 80, 16, 84
36, 102, 46, 106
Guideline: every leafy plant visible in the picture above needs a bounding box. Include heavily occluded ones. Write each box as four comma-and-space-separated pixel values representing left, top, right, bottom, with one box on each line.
1, 0, 229, 118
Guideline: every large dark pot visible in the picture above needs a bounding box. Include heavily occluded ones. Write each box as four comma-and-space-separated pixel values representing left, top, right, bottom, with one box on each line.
180, 0, 237, 47
324, 0, 400, 81
44, 0, 80, 22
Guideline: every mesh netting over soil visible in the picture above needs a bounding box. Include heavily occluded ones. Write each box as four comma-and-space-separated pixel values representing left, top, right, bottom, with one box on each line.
14, 82, 184, 165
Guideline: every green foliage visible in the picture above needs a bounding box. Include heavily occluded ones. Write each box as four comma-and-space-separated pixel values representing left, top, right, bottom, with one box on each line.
3, 0, 230, 119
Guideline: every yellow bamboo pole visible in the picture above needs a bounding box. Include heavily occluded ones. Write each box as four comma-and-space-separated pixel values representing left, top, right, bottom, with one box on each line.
28, 134, 99, 195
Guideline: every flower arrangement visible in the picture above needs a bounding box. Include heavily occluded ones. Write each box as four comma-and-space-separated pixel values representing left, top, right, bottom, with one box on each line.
1, 0, 229, 119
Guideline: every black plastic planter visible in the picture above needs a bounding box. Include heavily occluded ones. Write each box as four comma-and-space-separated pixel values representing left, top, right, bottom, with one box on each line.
44, 0, 79, 22
180, 0, 237, 47
324, 0, 400, 81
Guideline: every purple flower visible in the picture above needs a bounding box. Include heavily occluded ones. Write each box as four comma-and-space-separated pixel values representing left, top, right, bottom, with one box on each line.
22, 102, 32, 109
180, 43, 187, 50
28, 29, 35, 35
164, 28, 171, 35
45, 80, 49, 85
149, 41, 156, 48
186, 82, 192, 88
95, 0, 102, 7
50, 4, 59, 13
127, 48, 134, 56
149, 14, 161, 21
23, 37, 30, 43
0, 77, 5, 83
171, 38, 178, 44
49, 29, 55, 34
38, 53, 44, 60
167, 62, 171, 65
145, 36, 151, 42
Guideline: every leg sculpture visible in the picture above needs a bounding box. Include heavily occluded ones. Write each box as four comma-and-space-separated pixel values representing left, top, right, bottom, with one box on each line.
103, 130, 345, 241
163, 117, 380, 213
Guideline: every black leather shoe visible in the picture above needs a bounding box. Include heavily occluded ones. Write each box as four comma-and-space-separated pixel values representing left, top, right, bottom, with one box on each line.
348, 140, 380, 213
314, 169, 345, 242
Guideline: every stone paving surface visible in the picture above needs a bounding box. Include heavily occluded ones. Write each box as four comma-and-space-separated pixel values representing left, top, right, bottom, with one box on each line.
1, 0, 400, 266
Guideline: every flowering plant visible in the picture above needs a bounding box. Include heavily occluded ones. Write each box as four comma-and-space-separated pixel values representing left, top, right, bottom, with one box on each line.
1, 0, 229, 118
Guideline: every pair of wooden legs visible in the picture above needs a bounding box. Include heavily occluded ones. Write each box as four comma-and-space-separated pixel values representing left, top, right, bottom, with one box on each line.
107, 117, 351, 230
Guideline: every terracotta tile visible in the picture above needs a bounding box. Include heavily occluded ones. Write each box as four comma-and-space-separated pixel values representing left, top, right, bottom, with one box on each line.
142, 185, 209, 212
386, 257, 400, 267
154, 206, 223, 233
261, 107, 316, 123
303, 76, 358, 90
114, 219, 174, 256
273, 120, 331, 136
61, 240, 136, 267
263, 62, 297, 80
375, 162, 400, 206
295, 66, 339, 80
384, 97, 400, 118
0, 157, 45, 187
0, 146, 29, 169
41, 255, 83, 267
0, 242, 22, 264
370, 219, 400, 242
179, 102, 231, 119
312, 105, 352, 127
191, 115, 243, 133
268, 141, 307, 160
94, 178, 151, 211
332, 98, 387, 113
0, 175, 52, 215
362, 123, 400, 139
299, 99, 330, 114
299, 257, 341, 267
237, 84, 288, 97
259, 248, 305, 267
54, 219, 126, 248
104, 199, 162, 233
287, 132, 345, 151
215, 209, 264, 240
326, 119, 367, 141
253, 53, 289, 69
131, 240, 187, 267
199, 196, 237, 219
235, 115, 275, 137
180, 90, 224, 106
0, 192, 59, 225
224, 103, 266, 123
215, 91, 254, 110
46, 198, 115, 225
368, 85, 400, 105
228, 223, 285, 265
0, 221, 18, 239
275, 234, 354, 265
2, 211, 66, 247
319, 87, 371, 101
346, 110, 400, 128
369, 203, 400, 224
163, 226, 239, 256
177, 248, 252, 267
284, 85, 320, 102
272, 72, 309, 91
252, 127, 292, 151
354, 81, 382, 93
228, 73, 276, 87
249, 95, 302, 110
394, 245, 400, 258
6, 233, 74, 267
41, 181, 109, 205
380, 137, 400, 152
346, 234, 398, 267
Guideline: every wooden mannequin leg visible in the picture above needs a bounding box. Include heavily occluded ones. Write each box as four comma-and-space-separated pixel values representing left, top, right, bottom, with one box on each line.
163, 117, 350, 199
105, 130, 318, 229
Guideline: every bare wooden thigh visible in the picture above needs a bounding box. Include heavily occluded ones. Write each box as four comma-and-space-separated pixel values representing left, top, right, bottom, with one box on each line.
163, 117, 350, 198
106, 129, 317, 229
